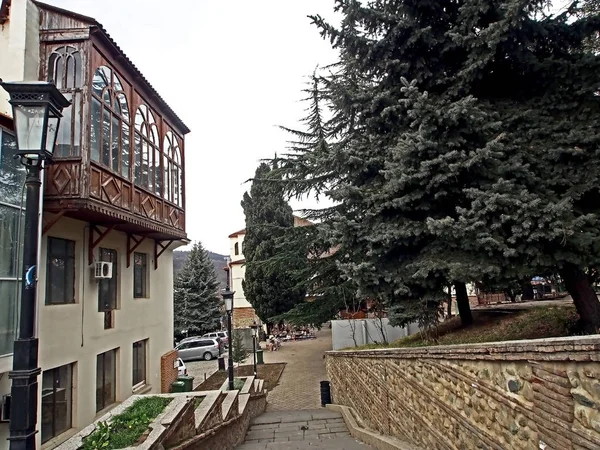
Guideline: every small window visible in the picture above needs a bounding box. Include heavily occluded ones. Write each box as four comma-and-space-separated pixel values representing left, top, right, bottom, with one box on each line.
41, 363, 73, 443
98, 248, 118, 313
96, 349, 117, 412
46, 237, 76, 305
132, 340, 147, 388
234, 242, 239, 256
133, 253, 147, 298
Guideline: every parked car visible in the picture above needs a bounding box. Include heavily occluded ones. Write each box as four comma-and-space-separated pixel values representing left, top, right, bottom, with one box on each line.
175, 357, 187, 376
203, 331, 229, 347
175, 338, 221, 361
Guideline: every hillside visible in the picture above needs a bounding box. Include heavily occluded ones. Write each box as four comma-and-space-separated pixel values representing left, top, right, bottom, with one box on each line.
173, 250, 229, 289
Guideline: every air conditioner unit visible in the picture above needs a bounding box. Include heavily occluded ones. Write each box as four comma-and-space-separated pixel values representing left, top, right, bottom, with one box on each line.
1, 394, 10, 422
94, 261, 113, 279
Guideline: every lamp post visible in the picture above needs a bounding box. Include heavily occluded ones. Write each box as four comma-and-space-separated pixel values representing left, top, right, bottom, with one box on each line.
250, 321, 258, 377
0, 81, 70, 450
222, 263, 235, 391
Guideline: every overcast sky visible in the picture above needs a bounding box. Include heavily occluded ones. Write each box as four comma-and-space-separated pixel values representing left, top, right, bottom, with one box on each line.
46, 0, 340, 255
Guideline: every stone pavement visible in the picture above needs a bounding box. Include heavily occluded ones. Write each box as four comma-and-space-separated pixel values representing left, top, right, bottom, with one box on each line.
262, 327, 332, 410
235, 409, 372, 449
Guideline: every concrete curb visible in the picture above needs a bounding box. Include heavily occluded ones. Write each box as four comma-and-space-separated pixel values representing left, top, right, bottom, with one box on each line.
326, 404, 421, 450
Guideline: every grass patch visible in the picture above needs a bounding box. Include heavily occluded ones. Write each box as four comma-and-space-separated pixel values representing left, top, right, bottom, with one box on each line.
194, 396, 204, 409
352, 305, 579, 350
232, 378, 245, 390
194, 363, 286, 392
81, 396, 171, 450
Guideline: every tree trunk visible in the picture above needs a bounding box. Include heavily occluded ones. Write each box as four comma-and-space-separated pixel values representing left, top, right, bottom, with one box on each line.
446, 284, 453, 319
454, 281, 473, 326
559, 263, 600, 333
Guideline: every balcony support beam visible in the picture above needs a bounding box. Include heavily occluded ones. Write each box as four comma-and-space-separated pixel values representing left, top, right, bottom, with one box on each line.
42, 210, 65, 235
126, 234, 147, 268
154, 239, 174, 270
88, 224, 115, 265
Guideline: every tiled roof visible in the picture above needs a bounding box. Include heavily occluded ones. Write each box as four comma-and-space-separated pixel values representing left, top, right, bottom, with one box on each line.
33, 1, 190, 134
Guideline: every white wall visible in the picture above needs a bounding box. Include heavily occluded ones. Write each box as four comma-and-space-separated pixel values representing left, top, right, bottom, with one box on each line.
331, 318, 421, 350
36, 216, 175, 448
229, 233, 252, 308
0, 0, 40, 116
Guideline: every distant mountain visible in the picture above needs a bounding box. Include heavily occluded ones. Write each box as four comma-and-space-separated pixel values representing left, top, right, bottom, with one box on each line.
173, 250, 229, 289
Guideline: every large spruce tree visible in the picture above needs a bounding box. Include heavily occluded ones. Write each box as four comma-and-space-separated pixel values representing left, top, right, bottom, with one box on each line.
241, 163, 305, 329
173, 242, 222, 337
273, 0, 600, 331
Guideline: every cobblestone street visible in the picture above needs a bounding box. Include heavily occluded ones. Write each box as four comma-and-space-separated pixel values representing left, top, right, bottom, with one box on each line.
262, 326, 332, 411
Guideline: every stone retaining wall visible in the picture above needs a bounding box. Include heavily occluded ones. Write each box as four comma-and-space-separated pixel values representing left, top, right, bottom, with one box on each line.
326, 336, 600, 450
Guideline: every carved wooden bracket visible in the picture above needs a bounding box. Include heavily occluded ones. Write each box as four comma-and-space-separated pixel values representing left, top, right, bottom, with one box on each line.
126, 234, 146, 268
42, 210, 66, 235
154, 239, 174, 270
88, 224, 115, 265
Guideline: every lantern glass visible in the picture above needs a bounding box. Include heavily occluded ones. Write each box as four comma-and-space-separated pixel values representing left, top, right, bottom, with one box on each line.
45, 115, 59, 154
14, 105, 47, 155
224, 296, 232, 312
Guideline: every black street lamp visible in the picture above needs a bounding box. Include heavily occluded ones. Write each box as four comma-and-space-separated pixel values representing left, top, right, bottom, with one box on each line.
222, 287, 235, 391
250, 321, 258, 377
0, 81, 70, 450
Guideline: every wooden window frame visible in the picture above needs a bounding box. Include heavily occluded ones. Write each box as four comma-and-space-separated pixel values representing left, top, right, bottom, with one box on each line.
45, 237, 76, 305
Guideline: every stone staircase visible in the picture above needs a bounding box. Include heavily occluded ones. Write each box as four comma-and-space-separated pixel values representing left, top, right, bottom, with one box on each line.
235, 409, 372, 449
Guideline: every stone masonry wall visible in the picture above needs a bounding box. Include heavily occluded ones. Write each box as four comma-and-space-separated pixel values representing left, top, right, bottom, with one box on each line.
161, 349, 179, 393
234, 307, 258, 329
326, 336, 600, 450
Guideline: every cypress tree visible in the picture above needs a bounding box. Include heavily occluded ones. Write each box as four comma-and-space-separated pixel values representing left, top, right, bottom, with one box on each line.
241, 163, 305, 329
173, 242, 222, 337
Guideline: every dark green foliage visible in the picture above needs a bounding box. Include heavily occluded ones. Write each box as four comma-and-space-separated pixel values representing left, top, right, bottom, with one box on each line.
231, 331, 249, 366
82, 397, 171, 450
173, 242, 222, 337
241, 163, 306, 325
273, 0, 600, 331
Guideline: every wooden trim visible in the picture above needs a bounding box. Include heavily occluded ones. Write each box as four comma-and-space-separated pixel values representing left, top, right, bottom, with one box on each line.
154, 239, 174, 270
88, 224, 115, 265
126, 234, 146, 268
42, 210, 65, 235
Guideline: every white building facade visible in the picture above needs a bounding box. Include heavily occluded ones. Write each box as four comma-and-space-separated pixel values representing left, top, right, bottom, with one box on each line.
0, 1, 189, 447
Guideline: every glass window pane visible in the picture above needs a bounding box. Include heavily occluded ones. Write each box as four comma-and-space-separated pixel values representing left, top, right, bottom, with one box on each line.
55, 365, 72, 436
73, 92, 81, 154
102, 108, 111, 166
132, 340, 146, 386
111, 114, 120, 173
46, 237, 75, 305
73, 52, 82, 88
142, 142, 149, 188
90, 98, 101, 161
0, 280, 18, 357
41, 370, 55, 443
96, 354, 103, 412
1, 131, 26, 205
154, 148, 161, 195
55, 93, 72, 157
134, 133, 142, 186
66, 55, 75, 89
121, 124, 130, 179
105, 350, 116, 405
163, 154, 170, 201
92, 67, 110, 98
0, 205, 21, 278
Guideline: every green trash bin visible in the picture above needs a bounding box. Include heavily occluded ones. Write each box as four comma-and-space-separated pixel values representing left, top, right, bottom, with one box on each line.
178, 375, 194, 392
171, 381, 185, 393
256, 349, 264, 365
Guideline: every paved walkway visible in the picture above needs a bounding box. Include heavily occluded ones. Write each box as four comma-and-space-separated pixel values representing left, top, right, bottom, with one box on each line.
261, 327, 332, 410
235, 409, 371, 449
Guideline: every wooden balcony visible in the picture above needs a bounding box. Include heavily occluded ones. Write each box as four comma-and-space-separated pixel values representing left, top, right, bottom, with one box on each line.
44, 159, 185, 241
